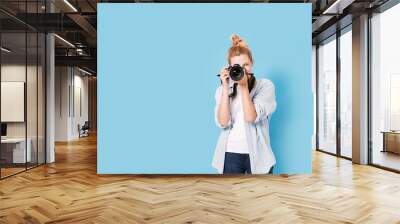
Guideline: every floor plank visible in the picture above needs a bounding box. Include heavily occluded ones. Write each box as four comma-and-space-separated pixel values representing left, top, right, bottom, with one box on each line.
1, 134, 400, 223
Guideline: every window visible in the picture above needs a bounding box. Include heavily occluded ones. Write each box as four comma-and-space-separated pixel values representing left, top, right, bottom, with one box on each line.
317, 36, 337, 154
371, 3, 400, 171
339, 28, 352, 158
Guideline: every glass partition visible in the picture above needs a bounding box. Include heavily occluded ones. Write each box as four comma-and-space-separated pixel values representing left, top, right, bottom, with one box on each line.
38, 32, 45, 165
0, 1, 46, 179
1, 31, 28, 177
27, 30, 38, 169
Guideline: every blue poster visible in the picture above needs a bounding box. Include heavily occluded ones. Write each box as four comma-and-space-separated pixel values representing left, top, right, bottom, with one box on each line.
98, 3, 312, 174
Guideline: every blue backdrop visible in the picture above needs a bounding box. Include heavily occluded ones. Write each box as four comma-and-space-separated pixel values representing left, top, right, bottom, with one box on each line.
98, 3, 312, 174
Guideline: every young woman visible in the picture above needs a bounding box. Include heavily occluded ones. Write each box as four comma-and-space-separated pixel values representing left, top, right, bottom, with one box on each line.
212, 34, 277, 174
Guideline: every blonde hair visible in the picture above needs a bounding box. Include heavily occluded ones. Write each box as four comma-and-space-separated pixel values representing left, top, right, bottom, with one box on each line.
226, 34, 256, 98
227, 34, 253, 65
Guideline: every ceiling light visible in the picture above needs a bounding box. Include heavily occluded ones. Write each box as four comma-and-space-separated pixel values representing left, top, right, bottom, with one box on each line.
1, 47, 11, 53
54, 34, 75, 48
323, 0, 354, 15
78, 67, 93, 76
63, 0, 78, 12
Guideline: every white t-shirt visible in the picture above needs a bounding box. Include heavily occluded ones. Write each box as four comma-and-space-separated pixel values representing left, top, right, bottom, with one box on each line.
226, 87, 249, 154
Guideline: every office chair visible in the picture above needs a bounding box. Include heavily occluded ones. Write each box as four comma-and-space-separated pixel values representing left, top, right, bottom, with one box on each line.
79, 121, 90, 138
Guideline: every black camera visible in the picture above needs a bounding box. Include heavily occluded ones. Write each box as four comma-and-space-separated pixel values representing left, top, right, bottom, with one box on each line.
228, 64, 245, 81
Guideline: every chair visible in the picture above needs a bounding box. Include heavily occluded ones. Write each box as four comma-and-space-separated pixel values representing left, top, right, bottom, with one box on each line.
78, 121, 90, 138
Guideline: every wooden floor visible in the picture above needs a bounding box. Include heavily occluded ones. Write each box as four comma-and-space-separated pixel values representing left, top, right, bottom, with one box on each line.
373, 150, 400, 171
1, 134, 400, 224
0, 167, 26, 178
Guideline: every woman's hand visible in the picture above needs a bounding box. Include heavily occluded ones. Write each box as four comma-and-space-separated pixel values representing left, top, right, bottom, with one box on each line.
239, 75, 257, 123
235, 71, 249, 87
219, 66, 230, 90
217, 66, 231, 128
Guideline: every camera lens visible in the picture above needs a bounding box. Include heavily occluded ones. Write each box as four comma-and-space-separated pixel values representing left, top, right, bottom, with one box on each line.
229, 64, 244, 81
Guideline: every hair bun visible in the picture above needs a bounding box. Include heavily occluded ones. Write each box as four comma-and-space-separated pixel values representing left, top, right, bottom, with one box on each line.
231, 34, 247, 48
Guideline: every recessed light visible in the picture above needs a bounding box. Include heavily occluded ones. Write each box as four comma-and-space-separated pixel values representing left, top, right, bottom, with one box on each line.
78, 67, 93, 76
54, 34, 75, 48
1, 47, 11, 53
63, 0, 78, 12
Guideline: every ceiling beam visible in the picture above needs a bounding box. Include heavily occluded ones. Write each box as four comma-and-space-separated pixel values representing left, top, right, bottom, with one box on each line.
55, 55, 96, 71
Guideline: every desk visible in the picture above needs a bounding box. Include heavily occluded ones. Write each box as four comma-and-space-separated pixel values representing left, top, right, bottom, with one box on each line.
1, 138, 32, 163
381, 131, 400, 154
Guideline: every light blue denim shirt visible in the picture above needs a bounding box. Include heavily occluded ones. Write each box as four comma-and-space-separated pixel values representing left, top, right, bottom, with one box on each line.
212, 79, 277, 174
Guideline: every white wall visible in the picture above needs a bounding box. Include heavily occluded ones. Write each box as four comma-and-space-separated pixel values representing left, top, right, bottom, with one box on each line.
1, 66, 26, 135
71, 71, 89, 138
55, 66, 69, 141
55, 67, 89, 141
1, 65, 41, 138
